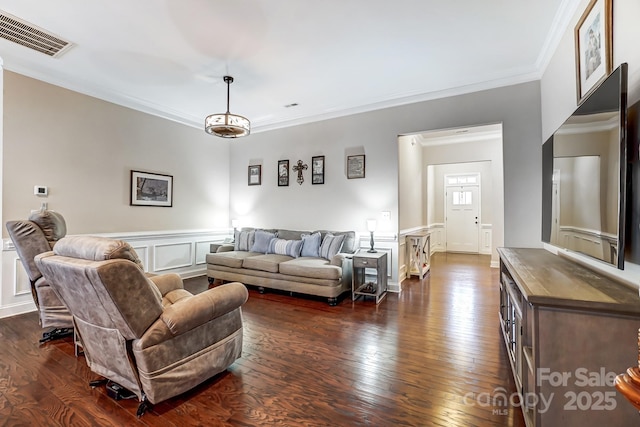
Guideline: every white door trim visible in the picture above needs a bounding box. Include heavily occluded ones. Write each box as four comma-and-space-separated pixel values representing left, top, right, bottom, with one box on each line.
444, 173, 481, 253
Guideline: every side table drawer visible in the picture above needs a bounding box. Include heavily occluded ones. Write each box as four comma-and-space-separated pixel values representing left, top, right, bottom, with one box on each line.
353, 257, 379, 268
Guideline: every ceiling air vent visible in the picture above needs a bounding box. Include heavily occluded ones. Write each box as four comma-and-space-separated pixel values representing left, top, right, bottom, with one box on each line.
0, 11, 73, 57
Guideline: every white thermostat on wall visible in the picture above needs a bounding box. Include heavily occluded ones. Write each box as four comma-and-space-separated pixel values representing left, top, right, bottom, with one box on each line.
34, 185, 48, 196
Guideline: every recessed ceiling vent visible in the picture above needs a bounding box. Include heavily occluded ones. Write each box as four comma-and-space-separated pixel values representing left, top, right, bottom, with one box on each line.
0, 11, 73, 57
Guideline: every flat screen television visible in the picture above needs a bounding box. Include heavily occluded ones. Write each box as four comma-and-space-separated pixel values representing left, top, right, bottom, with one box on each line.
542, 63, 628, 269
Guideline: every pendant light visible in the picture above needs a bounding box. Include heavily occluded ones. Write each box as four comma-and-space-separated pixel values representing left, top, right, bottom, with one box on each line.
205, 75, 250, 138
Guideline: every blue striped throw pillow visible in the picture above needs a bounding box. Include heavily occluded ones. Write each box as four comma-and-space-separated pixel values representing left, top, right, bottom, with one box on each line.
268, 238, 303, 257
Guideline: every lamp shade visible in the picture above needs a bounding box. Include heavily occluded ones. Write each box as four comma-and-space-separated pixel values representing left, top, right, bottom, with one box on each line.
205, 113, 250, 138
367, 219, 377, 232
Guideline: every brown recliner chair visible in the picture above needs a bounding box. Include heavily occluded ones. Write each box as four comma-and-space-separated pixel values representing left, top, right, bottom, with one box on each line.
6, 210, 73, 343
35, 235, 248, 416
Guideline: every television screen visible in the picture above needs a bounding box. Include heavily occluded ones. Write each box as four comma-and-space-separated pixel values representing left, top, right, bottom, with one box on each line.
542, 63, 627, 269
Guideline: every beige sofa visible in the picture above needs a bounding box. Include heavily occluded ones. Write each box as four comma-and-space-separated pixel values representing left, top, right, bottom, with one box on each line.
206, 228, 357, 305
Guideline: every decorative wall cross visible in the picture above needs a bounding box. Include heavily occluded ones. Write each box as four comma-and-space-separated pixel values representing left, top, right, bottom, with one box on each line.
292, 160, 308, 185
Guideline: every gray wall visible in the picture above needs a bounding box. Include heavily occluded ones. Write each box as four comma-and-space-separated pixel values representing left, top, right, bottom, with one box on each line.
228, 80, 542, 247
541, 0, 640, 139
540, 0, 640, 282
2, 72, 543, 252
2, 71, 231, 236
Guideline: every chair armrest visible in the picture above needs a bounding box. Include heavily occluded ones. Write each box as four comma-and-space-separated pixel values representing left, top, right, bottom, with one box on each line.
148, 273, 183, 296
160, 282, 248, 336
330, 253, 350, 267
210, 243, 235, 253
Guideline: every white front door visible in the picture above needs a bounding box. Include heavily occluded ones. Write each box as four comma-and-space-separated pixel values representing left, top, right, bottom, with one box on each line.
445, 183, 480, 253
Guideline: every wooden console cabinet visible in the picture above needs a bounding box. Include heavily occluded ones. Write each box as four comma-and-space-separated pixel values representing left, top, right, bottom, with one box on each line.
498, 248, 640, 426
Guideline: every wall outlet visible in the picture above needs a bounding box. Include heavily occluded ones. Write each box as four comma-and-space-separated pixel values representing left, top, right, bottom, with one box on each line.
381, 211, 391, 220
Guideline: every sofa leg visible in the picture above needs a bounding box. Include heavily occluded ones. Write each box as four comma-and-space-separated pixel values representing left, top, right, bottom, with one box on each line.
258, 286, 266, 294
328, 297, 337, 306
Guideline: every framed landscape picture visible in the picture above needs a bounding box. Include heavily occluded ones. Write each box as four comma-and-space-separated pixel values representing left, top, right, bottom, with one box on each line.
248, 165, 262, 186
278, 160, 289, 186
347, 154, 365, 179
574, 0, 612, 103
130, 170, 173, 207
312, 156, 325, 184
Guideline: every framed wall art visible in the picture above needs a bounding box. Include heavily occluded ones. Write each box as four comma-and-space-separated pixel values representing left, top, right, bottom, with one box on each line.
248, 165, 262, 186
347, 154, 365, 179
278, 160, 289, 186
130, 170, 173, 207
312, 156, 325, 184
574, 0, 612, 103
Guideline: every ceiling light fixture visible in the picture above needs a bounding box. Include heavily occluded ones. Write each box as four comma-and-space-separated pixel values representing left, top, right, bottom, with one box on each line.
205, 75, 250, 138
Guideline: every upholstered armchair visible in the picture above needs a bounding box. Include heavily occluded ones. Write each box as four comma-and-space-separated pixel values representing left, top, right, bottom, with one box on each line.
6, 210, 73, 343
35, 235, 248, 416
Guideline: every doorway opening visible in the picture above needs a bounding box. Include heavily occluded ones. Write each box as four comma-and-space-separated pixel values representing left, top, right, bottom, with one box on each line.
445, 173, 480, 253
398, 123, 504, 277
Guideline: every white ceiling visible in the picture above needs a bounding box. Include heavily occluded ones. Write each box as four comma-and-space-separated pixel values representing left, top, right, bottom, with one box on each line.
0, 0, 579, 135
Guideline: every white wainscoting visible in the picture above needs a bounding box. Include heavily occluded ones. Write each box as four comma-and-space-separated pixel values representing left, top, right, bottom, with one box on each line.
427, 223, 445, 253
480, 224, 492, 255
0, 229, 229, 319
398, 238, 407, 284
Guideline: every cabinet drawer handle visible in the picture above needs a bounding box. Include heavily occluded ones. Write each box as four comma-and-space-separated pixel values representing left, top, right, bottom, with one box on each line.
362, 261, 368, 265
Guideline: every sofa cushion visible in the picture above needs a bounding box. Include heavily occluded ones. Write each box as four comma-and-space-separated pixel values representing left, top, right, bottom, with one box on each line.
243, 254, 292, 273
207, 251, 259, 269
276, 229, 308, 241
319, 233, 345, 260
268, 238, 303, 258
234, 230, 255, 251
300, 232, 322, 257
279, 257, 342, 281
251, 229, 276, 253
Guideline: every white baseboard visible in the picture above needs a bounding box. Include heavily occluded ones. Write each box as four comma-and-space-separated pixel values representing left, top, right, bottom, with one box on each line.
0, 301, 36, 319
387, 281, 400, 293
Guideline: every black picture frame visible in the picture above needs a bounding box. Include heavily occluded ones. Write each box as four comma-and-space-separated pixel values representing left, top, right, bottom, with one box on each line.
130, 170, 173, 207
278, 160, 289, 186
347, 154, 365, 179
248, 165, 261, 186
312, 156, 325, 185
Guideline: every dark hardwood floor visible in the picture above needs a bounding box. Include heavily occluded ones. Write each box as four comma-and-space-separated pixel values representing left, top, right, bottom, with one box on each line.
0, 252, 525, 426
